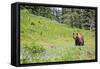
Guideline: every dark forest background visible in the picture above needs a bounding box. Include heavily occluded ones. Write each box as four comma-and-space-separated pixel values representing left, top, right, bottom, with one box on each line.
21, 5, 96, 31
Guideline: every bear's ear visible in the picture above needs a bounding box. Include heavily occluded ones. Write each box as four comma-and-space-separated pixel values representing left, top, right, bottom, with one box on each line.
73, 32, 75, 35
76, 32, 78, 35
73, 33, 76, 39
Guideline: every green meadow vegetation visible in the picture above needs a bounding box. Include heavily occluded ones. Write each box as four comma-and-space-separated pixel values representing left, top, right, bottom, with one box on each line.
20, 9, 95, 64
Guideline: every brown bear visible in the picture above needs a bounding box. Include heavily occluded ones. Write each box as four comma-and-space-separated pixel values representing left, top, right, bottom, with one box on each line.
73, 32, 84, 46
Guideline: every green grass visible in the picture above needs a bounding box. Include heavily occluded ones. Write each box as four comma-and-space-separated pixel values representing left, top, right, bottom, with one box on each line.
20, 9, 95, 64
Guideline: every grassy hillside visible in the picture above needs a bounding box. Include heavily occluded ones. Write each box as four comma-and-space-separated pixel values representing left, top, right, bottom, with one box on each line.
20, 9, 95, 64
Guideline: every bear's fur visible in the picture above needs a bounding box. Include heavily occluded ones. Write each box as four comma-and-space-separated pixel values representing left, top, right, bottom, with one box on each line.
73, 32, 84, 46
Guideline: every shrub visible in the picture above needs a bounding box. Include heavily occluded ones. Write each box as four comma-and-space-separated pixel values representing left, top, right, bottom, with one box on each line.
24, 43, 46, 54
